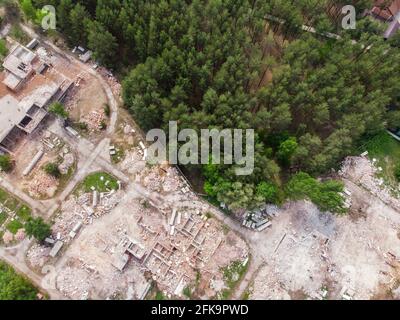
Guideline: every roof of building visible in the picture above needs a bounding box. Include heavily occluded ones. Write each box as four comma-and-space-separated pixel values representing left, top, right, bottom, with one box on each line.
372, 0, 400, 20
3, 72, 22, 90
0, 95, 26, 142
18, 83, 60, 108
2, 45, 37, 90
0, 81, 59, 143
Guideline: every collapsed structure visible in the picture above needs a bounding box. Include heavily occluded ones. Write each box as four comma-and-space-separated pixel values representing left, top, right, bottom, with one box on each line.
0, 43, 73, 154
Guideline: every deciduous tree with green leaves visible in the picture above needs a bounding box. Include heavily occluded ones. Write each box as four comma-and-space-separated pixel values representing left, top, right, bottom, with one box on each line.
48, 102, 68, 119
25, 217, 51, 242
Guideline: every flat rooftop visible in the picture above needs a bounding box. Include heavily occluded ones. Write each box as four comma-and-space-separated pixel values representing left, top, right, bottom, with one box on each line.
2, 44, 37, 91
2, 45, 36, 79
0, 95, 26, 142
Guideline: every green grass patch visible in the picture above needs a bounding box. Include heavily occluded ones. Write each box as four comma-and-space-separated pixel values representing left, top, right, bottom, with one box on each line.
183, 286, 192, 299
155, 291, 165, 300
4, 197, 19, 211
16, 205, 31, 221
79, 172, 119, 193
0, 188, 8, 203
361, 131, 400, 194
218, 259, 249, 300
0, 211, 7, 226
6, 219, 23, 234
0, 38, 8, 58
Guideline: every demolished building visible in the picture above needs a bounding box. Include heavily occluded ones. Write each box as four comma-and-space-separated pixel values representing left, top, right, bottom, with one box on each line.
0, 43, 73, 154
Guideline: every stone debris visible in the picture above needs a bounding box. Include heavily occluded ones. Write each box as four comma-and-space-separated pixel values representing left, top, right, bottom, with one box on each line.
339, 156, 400, 211
53, 190, 124, 243
57, 263, 92, 300
27, 244, 51, 269
81, 110, 106, 132
28, 171, 59, 198
123, 124, 135, 135
41, 132, 63, 151
59, 153, 75, 175
119, 150, 145, 175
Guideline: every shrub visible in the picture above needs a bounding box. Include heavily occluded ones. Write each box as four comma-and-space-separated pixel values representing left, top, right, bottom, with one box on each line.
48, 102, 69, 119
100, 120, 107, 130
0, 39, 8, 57
104, 104, 111, 117
25, 217, 51, 242
256, 182, 278, 203
44, 162, 61, 178
0, 155, 13, 172
394, 164, 400, 182
286, 172, 346, 214
78, 122, 88, 131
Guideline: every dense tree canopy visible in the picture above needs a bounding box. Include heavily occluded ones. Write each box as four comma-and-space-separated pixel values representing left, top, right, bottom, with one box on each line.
26, 0, 400, 213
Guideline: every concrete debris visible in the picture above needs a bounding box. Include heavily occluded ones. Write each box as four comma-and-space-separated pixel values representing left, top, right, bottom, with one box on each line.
2, 230, 14, 244
45, 237, 55, 245
49, 240, 64, 258
27, 244, 51, 269
81, 110, 106, 132
123, 125, 135, 135
69, 221, 83, 239
54, 190, 124, 243
339, 156, 400, 211
65, 126, 80, 138
28, 170, 58, 198
58, 153, 75, 175
22, 148, 44, 176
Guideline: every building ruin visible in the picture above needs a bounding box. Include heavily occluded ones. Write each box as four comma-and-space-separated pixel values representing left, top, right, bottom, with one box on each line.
0, 43, 73, 154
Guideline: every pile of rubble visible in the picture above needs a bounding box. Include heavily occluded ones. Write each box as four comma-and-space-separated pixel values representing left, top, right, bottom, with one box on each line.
339, 156, 400, 211
53, 190, 124, 243
59, 152, 75, 175
27, 243, 51, 269
142, 169, 164, 192
249, 264, 291, 300
63, 84, 82, 112
42, 131, 63, 151
140, 166, 190, 196
162, 167, 181, 193
56, 262, 93, 300
28, 171, 59, 198
119, 150, 144, 175
81, 110, 106, 132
